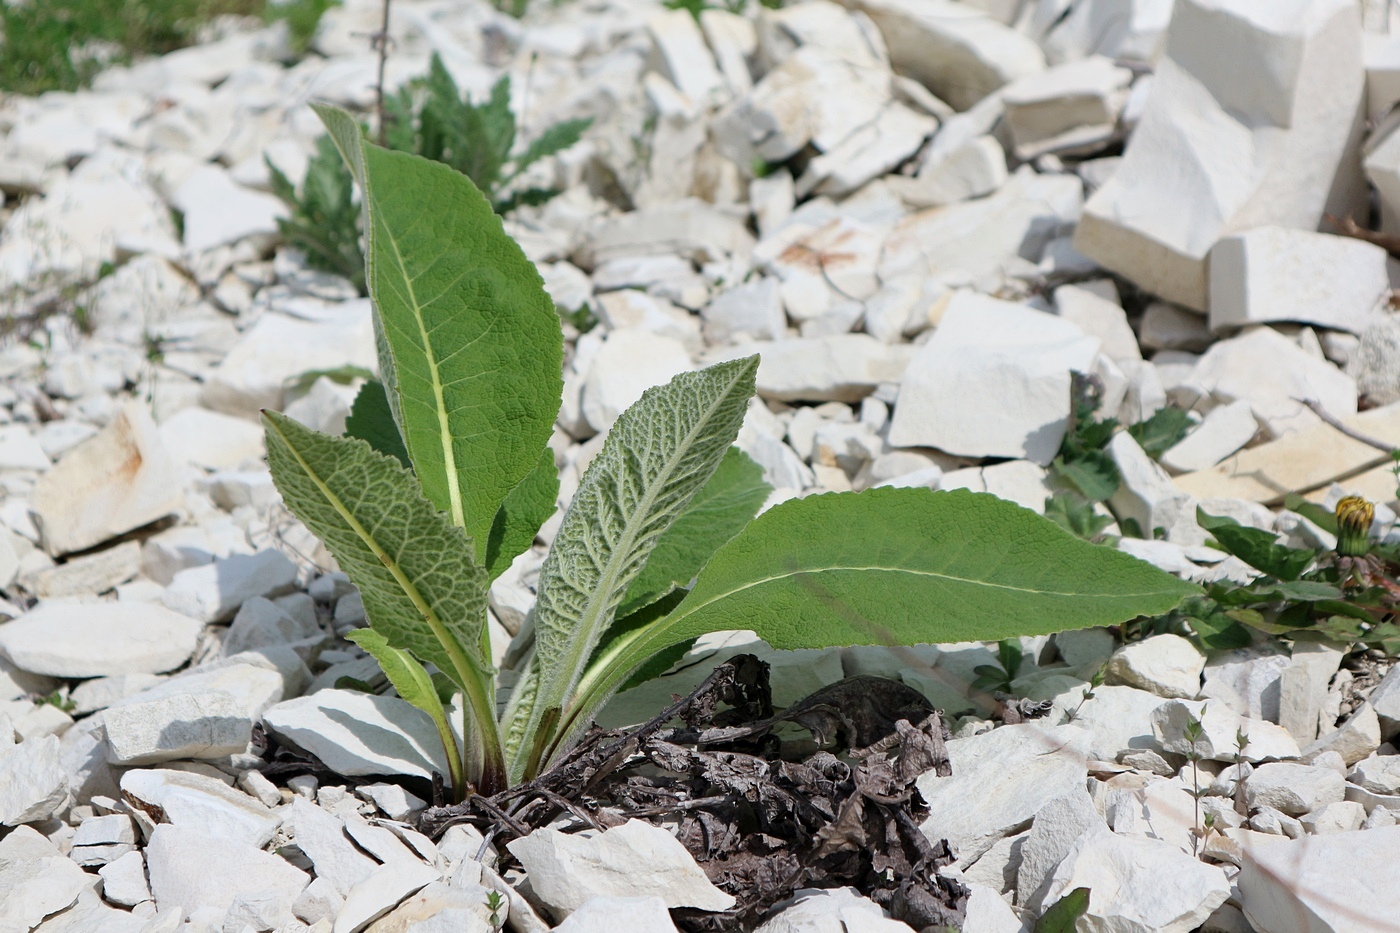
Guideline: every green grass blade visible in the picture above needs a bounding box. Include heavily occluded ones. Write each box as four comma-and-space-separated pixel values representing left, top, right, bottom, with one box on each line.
345, 379, 410, 469
564, 488, 1199, 760
262, 410, 504, 791
357, 141, 562, 553
618, 446, 770, 618
520, 357, 758, 776
345, 628, 464, 799
485, 446, 558, 582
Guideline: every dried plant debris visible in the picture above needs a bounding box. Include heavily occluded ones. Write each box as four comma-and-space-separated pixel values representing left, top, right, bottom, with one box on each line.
419, 655, 968, 930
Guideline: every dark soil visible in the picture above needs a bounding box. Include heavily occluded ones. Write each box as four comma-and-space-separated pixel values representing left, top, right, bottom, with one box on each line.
419, 655, 971, 931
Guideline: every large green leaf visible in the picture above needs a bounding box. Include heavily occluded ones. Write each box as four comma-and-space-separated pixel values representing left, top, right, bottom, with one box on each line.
313, 105, 563, 557
345, 379, 410, 468
618, 446, 770, 617
516, 357, 758, 776
262, 410, 503, 788
568, 488, 1199, 754
485, 446, 558, 582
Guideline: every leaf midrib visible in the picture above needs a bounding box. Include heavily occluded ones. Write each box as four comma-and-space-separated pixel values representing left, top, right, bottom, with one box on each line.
542, 367, 748, 702
265, 417, 480, 685
375, 191, 464, 529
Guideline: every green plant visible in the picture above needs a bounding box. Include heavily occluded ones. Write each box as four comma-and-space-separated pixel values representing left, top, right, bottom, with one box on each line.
267, 134, 367, 293
383, 53, 591, 214
0, 0, 263, 94
1045, 375, 1194, 542
1183, 713, 1206, 857
270, 55, 591, 296
262, 104, 1199, 800
485, 890, 504, 931
264, 0, 337, 53
1158, 500, 1400, 655
1035, 887, 1090, 933
970, 639, 1024, 695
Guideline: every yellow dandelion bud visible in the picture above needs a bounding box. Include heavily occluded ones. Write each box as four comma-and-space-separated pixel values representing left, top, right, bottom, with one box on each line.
1335, 495, 1375, 558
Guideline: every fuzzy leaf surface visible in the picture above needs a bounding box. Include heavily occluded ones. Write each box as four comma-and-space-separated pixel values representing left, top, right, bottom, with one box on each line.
619, 446, 770, 617
523, 358, 758, 761
262, 411, 490, 695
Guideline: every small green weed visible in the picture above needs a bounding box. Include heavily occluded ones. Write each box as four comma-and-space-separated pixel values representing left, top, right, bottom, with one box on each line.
269, 52, 591, 296
384, 53, 591, 214
263, 0, 337, 53
970, 639, 1024, 695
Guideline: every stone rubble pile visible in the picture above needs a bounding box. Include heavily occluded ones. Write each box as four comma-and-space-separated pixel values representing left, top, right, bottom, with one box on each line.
3, 0, 1400, 930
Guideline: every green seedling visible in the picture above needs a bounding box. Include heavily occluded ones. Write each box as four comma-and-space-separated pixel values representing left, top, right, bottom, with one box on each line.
262, 104, 1200, 799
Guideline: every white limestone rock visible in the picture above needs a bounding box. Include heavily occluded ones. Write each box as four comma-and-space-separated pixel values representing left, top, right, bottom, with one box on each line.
1074, 0, 1368, 310
754, 887, 911, 933
334, 857, 443, 933
887, 291, 1100, 464
161, 549, 298, 623
144, 823, 308, 919
647, 9, 727, 107
917, 723, 1091, 864
1106, 432, 1197, 544
98, 850, 152, 908
0, 150, 180, 290
719, 335, 911, 404
580, 329, 694, 434
556, 895, 678, 933
1349, 756, 1400, 796
702, 277, 787, 345
1238, 825, 1400, 932
103, 691, 253, 765
120, 767, 280, 847
1015, 786, 1106, 913
157, 406, 265, 471
1245, 762, 1347, 816
261, 690, 447, 781
1104, 633, 1204, 700
202, 304, 377, 418
1160, 401, 1258, 473
1303, 702, 1382, 766
31, 402, 182, 557
938, 461, 1053, 514
0, 601, 202, 678
284, 796, 377, 897
800, 102, 937, 197
1022, 0, 1174, 65
0, 826, 91, 928
1034, 683, 1170, 764
0, 425, 51, 472
1300, 800, 1367, 834
880, 168, 1082, 288
840, 0, 1044, 110
1000, 56, 1132, 159
887, 135, 1007, 208
712, 45, 889, 168
581, 199, 754, 268
1041, 827, 1230, 933
1151, 698, 1301, 763
1369, 665, 1400, 740
1054, 282, 1141, 364
1140, 303, 1213, 353
0, 734, 68, 826
1210, 227, 1390, 335
507, 819, 735, 917
170, 164, 285, 253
